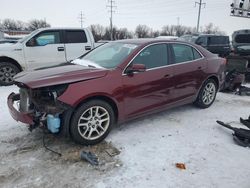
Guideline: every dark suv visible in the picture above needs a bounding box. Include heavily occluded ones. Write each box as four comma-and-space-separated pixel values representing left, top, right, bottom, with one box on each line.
195, 34, 231, 57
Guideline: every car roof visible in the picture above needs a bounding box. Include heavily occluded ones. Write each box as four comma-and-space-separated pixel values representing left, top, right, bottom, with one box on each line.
113, 38, 193, 45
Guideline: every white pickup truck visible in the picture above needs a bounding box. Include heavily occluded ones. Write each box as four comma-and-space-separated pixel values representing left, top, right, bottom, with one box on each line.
0, 28, 97, 85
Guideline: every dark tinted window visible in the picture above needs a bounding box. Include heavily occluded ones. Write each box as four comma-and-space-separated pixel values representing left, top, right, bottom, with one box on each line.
65, 30, 87, 43
235, 34, 250, 43
208, 36, 229, 45
172, 44, 194, 63
132, 44, 168, 69
196, 37, 206, 45
35, 31, 61, 46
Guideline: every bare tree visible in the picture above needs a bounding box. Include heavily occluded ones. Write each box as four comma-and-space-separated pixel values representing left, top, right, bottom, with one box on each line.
115, 28, 133, 39
202, 23, 225, 35
28, 19, 51, 31
2, 19, 25, 30
90, 24, 106, 42
161, 25, 175, 36
135, 25, 151, 38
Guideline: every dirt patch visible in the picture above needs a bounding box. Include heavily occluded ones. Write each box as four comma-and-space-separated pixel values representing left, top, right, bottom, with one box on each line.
0, 129, 122, 188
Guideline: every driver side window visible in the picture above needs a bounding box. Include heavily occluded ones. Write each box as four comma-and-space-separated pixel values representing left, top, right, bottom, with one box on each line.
131, 44, 168, 69
34, 31, 61, 46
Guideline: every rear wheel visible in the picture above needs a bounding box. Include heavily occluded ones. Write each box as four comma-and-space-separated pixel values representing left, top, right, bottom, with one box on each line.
70, 100, 115, 145
194, 79, 218, 108
0, 62, 20, 86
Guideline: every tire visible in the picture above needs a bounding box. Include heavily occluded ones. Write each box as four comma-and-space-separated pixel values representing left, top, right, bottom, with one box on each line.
194, 79, 218, 109
0, 62, 20, 86
70, 100, 115, 145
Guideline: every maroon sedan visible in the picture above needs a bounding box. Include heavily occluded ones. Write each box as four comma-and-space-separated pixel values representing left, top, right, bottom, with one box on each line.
8, 39, 226, 145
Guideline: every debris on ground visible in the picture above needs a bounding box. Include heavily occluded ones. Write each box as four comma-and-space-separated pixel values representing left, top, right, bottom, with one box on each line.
217, 118, 250, 147
80, 151, 99, 166
105, 147, 121, 157
175, 163, 186, 170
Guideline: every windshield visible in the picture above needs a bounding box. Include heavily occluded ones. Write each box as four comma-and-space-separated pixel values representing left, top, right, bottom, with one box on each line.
79, 42, 139, 69
235, 34, 250, 44
18, 30, 39, 43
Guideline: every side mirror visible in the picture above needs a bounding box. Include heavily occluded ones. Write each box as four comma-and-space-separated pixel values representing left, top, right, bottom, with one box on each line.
126, 63, 146, 75
26, 38, 36, 47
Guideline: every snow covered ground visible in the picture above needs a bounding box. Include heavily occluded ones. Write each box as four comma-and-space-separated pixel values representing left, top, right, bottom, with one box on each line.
0, 85, 250, 188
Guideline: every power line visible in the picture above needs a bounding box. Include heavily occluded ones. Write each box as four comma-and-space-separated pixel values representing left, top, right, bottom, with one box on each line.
107, 0, 117, 40
195, 0, 206, 33
78, 11, 85, 28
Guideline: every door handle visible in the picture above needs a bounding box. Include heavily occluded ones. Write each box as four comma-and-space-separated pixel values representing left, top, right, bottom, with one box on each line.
57, 47, 65, 51
85, 46, 91, 50
197, 66, 202, 70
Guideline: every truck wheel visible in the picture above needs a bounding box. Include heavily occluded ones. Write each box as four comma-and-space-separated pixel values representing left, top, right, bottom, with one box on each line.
70, 100, 115, 145
0, 62, 20, 86
194, 79, 218, 109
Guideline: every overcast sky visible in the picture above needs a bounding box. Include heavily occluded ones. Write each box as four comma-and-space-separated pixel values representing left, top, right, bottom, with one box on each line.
1, 0, 250, 35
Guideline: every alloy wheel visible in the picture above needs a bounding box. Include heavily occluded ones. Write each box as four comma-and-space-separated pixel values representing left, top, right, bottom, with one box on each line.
202, 82, 216, 105
77, 106, 110, 140
0, 66, 17, 84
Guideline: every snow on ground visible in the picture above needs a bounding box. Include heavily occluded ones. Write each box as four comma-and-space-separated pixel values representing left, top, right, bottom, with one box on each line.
0, 86, 250, 188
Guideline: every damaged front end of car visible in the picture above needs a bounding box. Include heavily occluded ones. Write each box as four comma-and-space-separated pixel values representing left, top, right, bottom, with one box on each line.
8, 83, 70, 133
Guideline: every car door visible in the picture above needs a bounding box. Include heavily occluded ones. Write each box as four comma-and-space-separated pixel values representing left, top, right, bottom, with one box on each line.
24, 30, 66, 69
64, 30, 92, 61
122, 43, 175, 118
170, 43, 206, 101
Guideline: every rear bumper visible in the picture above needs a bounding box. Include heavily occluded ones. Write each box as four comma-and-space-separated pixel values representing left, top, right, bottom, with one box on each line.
7, 93, 34, 125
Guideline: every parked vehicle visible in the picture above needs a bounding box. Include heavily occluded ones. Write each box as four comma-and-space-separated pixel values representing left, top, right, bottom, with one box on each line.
8, 39, 226, 145
0, 27, 97, 86
178, 34, 199, 43
179, 34, 231, 57
156, 36, 179, 40
232, 29, 250, 56
227, 29, 250, 81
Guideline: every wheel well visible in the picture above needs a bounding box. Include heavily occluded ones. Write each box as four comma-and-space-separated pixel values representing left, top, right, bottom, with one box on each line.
207, 76, 219, 89
0, 56, 22, 71
76, 96, 119, 122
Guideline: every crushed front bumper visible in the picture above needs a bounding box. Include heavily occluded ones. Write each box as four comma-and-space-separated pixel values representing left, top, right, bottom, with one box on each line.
7, 93, 34, 125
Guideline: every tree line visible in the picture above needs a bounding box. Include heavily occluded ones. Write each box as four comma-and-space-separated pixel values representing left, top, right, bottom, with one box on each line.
0, 18, 225, 41
90, 23, 225, 41
0, 18, 50, 31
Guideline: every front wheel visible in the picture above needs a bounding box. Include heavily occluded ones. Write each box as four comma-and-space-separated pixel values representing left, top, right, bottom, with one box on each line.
70, 100, 115, 145
194, 79, 218, 108
0, 62, 20, 86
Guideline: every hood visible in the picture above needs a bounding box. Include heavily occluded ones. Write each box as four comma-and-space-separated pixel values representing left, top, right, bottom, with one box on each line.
14, 64, 108, 88
0, 42, 21, 51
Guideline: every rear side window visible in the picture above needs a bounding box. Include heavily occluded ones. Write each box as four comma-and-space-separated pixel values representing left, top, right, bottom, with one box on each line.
65, 30, 87, 43
172, 44, 202, 64
193, 48, 202, 59
208, 36, 229, 45
132, 44, 168, 69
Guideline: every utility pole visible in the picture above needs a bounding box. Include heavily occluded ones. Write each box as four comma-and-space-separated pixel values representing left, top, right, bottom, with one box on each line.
195, 0, 206, 33
177, 17, 180, 26
107, 0, 116, 40
78, 11, 85, 28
